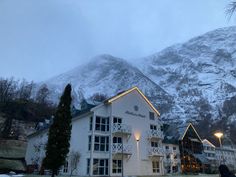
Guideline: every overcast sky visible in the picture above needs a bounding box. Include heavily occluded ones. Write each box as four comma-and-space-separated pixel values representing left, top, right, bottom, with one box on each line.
0, 0, 235, 81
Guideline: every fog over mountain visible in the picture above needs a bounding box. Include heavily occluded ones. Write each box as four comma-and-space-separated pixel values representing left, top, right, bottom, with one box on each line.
44, 26, 236, 123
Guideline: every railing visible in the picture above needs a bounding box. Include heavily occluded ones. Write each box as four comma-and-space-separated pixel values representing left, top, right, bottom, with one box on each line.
148, 147, 165, 156
112, 143, 132, 155
147, 129, 164, 139
112, 123, 132, 134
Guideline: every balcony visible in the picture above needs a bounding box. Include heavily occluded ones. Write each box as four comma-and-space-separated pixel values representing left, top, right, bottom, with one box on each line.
112, 143, 132, 155
112, 123, 132, 135
147, 129, 164, 140
148, 147, 165, 157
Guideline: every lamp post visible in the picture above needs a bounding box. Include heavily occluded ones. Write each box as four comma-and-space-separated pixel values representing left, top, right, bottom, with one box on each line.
214, 132, 224, 164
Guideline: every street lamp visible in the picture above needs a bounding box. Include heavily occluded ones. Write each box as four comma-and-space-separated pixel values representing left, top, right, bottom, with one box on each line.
214, 132, 224, 164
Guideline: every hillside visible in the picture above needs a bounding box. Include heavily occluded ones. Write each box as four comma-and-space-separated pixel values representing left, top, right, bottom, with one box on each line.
45, 26, 236, 125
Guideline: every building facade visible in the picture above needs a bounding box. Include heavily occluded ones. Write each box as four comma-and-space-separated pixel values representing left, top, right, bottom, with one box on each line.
162, 143, 181, 174
202, 139, 217, 172
25, 87, 166, 176
215, 146, 236, 171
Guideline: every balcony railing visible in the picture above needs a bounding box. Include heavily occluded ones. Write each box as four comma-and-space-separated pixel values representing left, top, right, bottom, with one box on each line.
112, 143, 132, 155
148, 147, 165, 157
147, 129, 164, 139
112, 123, 132, 135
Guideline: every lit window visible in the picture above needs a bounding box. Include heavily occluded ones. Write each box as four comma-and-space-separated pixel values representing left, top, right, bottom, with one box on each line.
112, 160, 122, 174
152, 161, 160, 173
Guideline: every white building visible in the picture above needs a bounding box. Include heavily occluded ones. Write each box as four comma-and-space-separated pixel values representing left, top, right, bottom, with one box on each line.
25, 87, 166, 176
202, 139, 216, 163
215, 145, 236, 170
162, 143, 181, 174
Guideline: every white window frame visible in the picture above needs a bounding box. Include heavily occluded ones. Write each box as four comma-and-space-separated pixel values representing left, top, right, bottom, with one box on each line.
112, 159, 122, 174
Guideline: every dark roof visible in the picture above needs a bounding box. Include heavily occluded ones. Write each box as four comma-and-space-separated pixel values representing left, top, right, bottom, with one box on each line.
163, 123, 189, 144
28, 104, 95, 138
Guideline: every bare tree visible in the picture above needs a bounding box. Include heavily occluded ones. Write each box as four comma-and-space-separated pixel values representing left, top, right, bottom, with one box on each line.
0, 77, 17, 103
35, 84, 51, 104
69, 151, 80, 176
17, 79, 35, 100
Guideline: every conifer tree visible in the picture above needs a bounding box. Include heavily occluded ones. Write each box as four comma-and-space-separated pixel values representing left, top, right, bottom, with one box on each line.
43, 84, 72, 177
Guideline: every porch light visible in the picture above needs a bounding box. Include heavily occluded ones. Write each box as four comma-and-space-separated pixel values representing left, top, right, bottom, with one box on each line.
134, 132, 141, 142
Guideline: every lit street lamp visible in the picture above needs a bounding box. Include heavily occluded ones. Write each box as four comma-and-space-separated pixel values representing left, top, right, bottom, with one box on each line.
214, 132, 224, 164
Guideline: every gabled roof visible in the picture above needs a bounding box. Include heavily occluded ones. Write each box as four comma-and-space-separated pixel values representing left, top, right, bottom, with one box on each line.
163, 123, 202, 142
181, 123, 202, 141
202, 139, 216, 147
105, 86, 160, 116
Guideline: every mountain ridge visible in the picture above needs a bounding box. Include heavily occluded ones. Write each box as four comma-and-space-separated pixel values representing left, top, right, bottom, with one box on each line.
43, 26, 236, 123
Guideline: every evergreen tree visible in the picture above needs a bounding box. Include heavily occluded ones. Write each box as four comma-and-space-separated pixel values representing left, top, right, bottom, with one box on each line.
43, 84, 72, 177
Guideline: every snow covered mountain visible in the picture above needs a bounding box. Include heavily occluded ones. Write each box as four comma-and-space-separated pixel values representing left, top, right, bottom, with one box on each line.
45, 54, 173, 114
136, 26, 236, 121
44, 26, 236, 123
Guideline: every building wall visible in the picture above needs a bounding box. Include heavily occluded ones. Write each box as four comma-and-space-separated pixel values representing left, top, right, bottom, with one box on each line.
25, 89, 164, 176
215, 147, 236, 169
109, 90, 163, 176
25, 130, 48, 170
163, 143, 181, 174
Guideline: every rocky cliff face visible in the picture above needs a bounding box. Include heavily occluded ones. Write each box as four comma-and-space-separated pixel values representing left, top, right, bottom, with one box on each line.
44, 26, 236, 124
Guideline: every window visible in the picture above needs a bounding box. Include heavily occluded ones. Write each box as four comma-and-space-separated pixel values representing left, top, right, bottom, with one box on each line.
150, 124, 157, 130
63, 161, 68, 173
173, 146, 177, 150
94, 136, 109, 151
88, 136, 91, 150
93, 159, 109, 175
89, 117, 93, 130
113, 137, 122, 143
166, 154, 170, 159
87, 159, 90, 175
113, 117, 122, 124
112, 160, 122, 174
95, 116, 109, 132
151, 141, 158, 147
152, 161, 160, 173
165, 146, 169, 150
149, 112, 155, 120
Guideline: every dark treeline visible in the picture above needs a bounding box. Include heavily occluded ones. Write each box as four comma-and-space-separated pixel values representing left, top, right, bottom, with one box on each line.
0, 77, 56, 139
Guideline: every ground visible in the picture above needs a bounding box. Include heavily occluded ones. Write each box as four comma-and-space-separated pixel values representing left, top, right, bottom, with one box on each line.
0, 174, 219, 177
